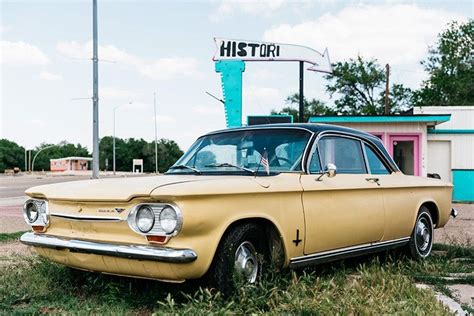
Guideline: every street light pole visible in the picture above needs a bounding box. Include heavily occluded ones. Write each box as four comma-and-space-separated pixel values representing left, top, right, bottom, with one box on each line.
92, 0, 100, 179
31, 145, 56, 172
154, 92, 158, 174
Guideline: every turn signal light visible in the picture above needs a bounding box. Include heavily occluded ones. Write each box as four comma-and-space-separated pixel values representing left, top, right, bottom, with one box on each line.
32, 225, 46, 233
146, 235, 168, 244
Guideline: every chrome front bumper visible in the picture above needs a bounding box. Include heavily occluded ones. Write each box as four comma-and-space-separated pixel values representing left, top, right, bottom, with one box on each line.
20, 232, 197, 264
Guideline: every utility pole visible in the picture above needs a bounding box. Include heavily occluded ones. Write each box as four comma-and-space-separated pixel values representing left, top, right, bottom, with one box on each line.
24, 149, 27, 172
153, 93, 159, 174
113, 106, 118, 175
92, 0, 100, 178
384, 63, 390, 115
299, 61, 304, 123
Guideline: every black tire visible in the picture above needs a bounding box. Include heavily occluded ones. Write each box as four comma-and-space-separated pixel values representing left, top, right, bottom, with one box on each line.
407, 206, 434, 259
206, 222, 268, 296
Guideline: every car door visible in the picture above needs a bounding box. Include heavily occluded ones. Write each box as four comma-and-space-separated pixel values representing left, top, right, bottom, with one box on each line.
362, 142, 421, 241
300, 135, 385, 254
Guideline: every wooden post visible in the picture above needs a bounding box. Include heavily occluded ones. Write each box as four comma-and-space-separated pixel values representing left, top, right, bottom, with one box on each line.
384, 64, 390, 115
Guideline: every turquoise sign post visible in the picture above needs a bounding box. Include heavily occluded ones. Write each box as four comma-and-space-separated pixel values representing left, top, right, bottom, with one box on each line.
215, 60, 246, 128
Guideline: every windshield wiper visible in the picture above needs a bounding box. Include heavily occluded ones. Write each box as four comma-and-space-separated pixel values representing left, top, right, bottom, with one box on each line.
205, 163, 256, 175
168, 164, 201, 174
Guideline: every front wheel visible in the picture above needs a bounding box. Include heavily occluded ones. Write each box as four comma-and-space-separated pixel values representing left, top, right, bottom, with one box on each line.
407, 207, 434, 259
206, 223, 268, 296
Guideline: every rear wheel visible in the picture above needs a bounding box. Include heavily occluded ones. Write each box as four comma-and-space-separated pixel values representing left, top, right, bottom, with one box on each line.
206, 223, 268, 296
407, 207, 434, 259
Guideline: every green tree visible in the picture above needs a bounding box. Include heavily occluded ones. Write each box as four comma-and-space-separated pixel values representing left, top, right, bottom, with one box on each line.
414, 20, 474, 106
325, 56, 412, 115
271, 93, 335, 122
0, 139, 25, 172
99, 136, 183, 173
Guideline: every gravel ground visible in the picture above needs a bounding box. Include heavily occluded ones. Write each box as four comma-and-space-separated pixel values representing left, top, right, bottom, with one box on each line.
434, 203, 473, 246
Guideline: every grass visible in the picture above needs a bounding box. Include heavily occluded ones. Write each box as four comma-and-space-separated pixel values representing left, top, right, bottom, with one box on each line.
0, 231, 26, 243
0, 244, 472, 314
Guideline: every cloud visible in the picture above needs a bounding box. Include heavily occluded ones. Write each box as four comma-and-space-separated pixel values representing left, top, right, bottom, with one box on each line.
192, 104, 223, 114
39, 71, 62, 81
0, 40, 50, 65
56, 41, 199, 80
30, 119, 46, 128
210, 0, 289, 21
244, 86, 283, 113
0, 24, 8, 34
99, 87, 137, 100
154, 115, 176, 123
263, 4, 465, 65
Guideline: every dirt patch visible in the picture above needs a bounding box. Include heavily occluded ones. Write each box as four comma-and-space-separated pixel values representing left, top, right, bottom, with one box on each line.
0, 205, 29, 233
448, 284, 474, 309
434, 203, 473, 246
0, 240, 32, 257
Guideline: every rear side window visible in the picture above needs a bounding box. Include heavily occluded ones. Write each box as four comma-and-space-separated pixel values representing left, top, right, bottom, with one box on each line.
364, 144, 390, 175
318, 137, 367, 174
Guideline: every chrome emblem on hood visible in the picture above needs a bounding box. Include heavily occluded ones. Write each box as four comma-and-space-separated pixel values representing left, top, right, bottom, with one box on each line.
98, 208, 125, 214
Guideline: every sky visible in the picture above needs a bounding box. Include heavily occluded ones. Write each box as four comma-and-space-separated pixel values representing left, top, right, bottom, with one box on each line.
1, 0, 472, 152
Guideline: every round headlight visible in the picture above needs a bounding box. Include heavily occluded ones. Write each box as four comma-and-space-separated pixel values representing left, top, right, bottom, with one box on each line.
136, 206, 155, 233
159, 207, 178, 234
25, 202, 39, 223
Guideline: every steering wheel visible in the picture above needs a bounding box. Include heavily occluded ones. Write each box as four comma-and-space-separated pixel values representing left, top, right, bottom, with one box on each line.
275, 156, 292, 165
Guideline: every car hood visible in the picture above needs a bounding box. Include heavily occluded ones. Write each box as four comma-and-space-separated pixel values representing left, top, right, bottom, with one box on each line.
25, 174, 214, 202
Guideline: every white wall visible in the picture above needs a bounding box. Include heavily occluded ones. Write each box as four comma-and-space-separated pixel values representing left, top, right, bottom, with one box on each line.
415, 106, 474, 129
414, 106, 474, 170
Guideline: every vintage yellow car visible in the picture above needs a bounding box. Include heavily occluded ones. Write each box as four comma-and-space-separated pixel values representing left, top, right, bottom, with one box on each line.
20, 124, 456, 294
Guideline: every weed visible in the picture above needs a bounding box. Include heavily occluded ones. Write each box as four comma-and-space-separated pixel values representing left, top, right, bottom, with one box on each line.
0, 231, 27, 243
2, 245, 469, 314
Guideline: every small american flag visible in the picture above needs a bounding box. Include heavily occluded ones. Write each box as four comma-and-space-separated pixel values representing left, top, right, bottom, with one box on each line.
260, 149, 270, 175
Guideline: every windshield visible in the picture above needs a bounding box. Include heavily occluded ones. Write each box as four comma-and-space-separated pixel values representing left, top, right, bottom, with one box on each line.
166, 128, 311, 175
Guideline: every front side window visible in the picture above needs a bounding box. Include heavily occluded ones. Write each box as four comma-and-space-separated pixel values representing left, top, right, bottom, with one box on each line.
167, 129, 311, 174
364, 144, 390, 175
318, 136, 367, 174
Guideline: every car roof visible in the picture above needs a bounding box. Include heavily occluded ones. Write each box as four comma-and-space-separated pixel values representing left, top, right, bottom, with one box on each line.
206, 123, 378, 140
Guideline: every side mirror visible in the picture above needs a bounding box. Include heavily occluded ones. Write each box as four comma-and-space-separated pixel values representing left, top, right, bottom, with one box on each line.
325, 163, 337, 178
316, 163, 337, 181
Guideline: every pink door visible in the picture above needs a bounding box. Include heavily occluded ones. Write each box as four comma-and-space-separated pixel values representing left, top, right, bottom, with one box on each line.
388, 134, 420, 176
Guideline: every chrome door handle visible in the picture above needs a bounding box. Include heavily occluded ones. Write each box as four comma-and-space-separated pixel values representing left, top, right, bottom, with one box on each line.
365, 177, 380, 186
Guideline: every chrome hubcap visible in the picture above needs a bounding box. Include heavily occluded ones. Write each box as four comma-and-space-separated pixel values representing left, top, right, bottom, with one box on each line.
416, 218, 431, 252
234, 241, 259, 283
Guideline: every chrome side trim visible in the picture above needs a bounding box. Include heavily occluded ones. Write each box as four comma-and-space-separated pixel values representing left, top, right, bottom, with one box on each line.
290, 237, 410, 268
20, 232, 197, 264
51, 213, 123, 222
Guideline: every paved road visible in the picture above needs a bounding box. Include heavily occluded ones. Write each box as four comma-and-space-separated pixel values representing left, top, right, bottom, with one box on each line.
0, 173, 148, 233
0, 174, 92, 198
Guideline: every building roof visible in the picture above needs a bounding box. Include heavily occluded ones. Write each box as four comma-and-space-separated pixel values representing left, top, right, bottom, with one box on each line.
50, 157, 93, 162
308, 114, 451, 126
